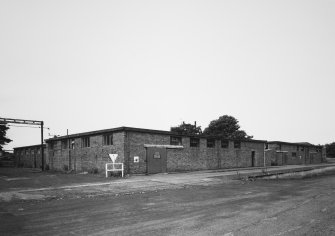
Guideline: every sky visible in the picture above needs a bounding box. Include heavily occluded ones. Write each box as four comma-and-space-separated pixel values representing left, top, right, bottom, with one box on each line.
1, 0, 335, 150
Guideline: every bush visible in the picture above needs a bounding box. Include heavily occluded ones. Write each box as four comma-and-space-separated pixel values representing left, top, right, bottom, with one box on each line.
271, 161, 278, 166
63, 164, 69, 171
89, 167, 99, 174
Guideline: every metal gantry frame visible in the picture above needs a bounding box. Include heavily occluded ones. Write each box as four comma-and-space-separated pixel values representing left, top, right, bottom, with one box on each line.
0, 117, 45, 170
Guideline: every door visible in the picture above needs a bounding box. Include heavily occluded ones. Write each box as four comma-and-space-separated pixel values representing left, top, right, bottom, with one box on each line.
146, 147, 167, 174
251, 151, 255, 167
283, 153, 288, 165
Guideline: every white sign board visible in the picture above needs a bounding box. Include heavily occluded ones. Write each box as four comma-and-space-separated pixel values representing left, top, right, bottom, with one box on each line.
109, 154, 118, 163
134, 156, 139, 163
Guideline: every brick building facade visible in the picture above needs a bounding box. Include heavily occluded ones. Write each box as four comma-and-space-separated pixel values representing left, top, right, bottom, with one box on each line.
265, 141, 325, 166
13, 127, 326, 174
13, 144, 46, 168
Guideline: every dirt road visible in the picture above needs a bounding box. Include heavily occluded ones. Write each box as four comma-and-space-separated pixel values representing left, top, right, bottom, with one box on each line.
1, 172, 335, 235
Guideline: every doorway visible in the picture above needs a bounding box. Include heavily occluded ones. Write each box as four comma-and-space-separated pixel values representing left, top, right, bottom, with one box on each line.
146, 147, 167, 174
251, 151, 256, 167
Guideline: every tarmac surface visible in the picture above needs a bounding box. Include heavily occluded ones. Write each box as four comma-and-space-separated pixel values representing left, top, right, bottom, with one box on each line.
1, 164, 335, 235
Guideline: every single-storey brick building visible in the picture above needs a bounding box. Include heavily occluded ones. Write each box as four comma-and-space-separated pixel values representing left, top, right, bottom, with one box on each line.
13, 144, 46, 168
265, 141, 325, 166
13, 127, 326, 174
44, 127, 269, 174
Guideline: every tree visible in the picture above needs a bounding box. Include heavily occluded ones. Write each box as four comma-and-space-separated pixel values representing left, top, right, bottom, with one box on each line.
0, 122, 12, 151
325, 142, 335, 158
203, 115, 253, 140
170, 121, 202, 135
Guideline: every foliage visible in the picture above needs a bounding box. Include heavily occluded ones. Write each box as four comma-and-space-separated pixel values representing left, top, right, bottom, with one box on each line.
170, 122, 202, 135
89, 167, 99, 174
0, 122, 12, 150
63, 164, 69, 171
325, 142, 335, 158
203, 115, 253, 140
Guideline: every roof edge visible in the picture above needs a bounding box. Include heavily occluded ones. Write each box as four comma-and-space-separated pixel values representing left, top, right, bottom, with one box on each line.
45, 126, 267, 143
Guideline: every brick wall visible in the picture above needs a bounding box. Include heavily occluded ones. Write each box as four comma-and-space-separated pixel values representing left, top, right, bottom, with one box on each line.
266, 143, 323, 165
47, 131, 125, 172
126, 132, 267, 174
219, 141, 267, 168
14, 146, 45, 168
127, 132, 170, 174
167, 138, 218, 172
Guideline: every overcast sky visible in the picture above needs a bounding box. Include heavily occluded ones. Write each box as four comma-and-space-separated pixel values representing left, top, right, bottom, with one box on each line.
1, 0, 335, 149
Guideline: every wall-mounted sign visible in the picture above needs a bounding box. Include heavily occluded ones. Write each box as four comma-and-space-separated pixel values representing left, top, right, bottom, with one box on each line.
134, 156, 139, 163
153, 152, 161, 159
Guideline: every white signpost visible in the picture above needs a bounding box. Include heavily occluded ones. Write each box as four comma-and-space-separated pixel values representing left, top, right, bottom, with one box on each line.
105, 154, 124, 178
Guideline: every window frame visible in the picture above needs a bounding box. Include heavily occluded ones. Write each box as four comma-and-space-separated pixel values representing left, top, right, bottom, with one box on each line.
81, 137, 90, 148
234, 141, 241, 149
103, 133, 113, 146
170, 136, 182, 146
61, 140, 68, 150
207, 139, 215, 148
190, 138, 200, 148
221, 140, 229, 148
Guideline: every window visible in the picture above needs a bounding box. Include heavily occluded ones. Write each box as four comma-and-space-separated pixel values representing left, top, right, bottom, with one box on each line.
297, 146, 299, 151
26, 150, 29, 155
221, 140, 229, 148
190, 138, 200, 147
276, 144, 282, 151
301, 147, 304, 151
292, 152, 297, 157
265, 143, 269, 149
81, 137, 90, 148
61, 140, 68, 150
234, 141, 241, 149
49, 142, 54, 150
170, 136, 182, 145
103, 134, 113, 146
207, 139, 215, 148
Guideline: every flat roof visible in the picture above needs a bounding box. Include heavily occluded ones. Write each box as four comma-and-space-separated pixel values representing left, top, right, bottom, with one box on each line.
13, 144, 46, 150
45, 126, 267, 143
267, 141, 319, 147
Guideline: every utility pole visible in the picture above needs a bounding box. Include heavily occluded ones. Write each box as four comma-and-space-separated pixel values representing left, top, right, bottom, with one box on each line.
41, 121, 44, 170
67, 129, 71, 170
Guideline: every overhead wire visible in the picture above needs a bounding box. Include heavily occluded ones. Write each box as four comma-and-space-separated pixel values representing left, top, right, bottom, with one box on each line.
7, 124, 50, 129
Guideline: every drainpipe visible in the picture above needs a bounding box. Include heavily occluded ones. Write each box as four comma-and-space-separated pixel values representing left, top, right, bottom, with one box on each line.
124, 131, 130, 175
263, 143, 266, 168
